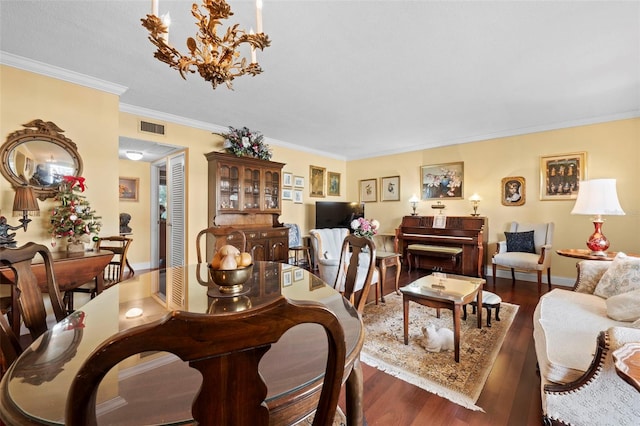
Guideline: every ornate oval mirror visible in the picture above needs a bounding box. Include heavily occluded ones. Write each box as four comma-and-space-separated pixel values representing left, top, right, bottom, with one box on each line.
0, 120, 83, 200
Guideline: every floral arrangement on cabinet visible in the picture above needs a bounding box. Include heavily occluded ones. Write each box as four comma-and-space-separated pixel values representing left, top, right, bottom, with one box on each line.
222, 126, 272, 160
351, 218, 379, 238
49, 176, 101, 249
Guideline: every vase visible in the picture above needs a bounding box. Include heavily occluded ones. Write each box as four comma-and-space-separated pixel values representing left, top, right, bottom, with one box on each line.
67, 239, 85, 253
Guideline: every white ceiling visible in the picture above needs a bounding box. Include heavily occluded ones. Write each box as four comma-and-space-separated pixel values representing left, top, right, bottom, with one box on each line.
1, 1, 639, 161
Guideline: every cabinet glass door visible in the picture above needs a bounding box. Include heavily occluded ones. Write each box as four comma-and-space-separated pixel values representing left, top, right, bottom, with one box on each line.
264, 170, 280, 210
244, 167, 261, 210
220, 164, 240, 210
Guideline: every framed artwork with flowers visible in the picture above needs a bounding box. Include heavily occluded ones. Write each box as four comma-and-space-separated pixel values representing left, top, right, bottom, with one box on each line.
421, 162, 464, 200
359, 178, 377, 202
380, 176, 400, 201
119, 177, 139, 201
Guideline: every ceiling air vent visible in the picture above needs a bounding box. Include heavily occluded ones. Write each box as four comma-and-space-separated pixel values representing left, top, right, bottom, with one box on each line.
140, 120, 165, 136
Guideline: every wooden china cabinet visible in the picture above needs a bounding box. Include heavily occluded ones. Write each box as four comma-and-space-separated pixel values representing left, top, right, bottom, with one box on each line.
205, 151, 288, 262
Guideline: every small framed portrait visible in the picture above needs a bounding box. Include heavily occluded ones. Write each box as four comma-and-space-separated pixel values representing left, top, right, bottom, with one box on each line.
421, 162, 464, 200
359, 178, 377, 202
380, 176, 400, 201
119, 177, 139, 201
294, 176, 304, 188
283, 172, 293, 187
327, 172, 341, 196
540, 152, 587, 200
294, 189, 303, 204
282, 188, 293, 201
309, 165, 325, 198
501, 176, 526, 206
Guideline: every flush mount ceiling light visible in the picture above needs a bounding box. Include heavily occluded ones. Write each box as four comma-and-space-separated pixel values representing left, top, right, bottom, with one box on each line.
126, 151, 144, 161
141, 0, 271, 90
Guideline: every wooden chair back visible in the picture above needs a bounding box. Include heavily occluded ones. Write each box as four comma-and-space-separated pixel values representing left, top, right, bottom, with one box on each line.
196, 227, 247, 264
335, 234, 377, 313
0, 243, 66, 340
0, 313, 22, 379
67, 296, 346, 426
97, 236, 132, 288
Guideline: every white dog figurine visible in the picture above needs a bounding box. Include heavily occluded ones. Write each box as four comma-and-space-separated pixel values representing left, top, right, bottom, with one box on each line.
419, 324, 454, 352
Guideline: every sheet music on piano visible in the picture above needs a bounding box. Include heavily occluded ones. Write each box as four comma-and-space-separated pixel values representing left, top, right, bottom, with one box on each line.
433, 215, 446, 229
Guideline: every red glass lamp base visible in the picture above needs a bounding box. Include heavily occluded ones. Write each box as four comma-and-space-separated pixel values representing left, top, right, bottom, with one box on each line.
586, 220, 609, 256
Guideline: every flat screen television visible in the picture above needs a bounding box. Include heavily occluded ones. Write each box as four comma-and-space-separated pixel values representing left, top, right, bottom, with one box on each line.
315, 201, 365, 229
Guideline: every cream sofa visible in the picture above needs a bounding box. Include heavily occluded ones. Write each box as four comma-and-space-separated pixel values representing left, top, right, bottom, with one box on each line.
533, 258, 640, 425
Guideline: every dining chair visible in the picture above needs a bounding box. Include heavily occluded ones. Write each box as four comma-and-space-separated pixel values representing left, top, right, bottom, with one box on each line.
67, 296, 346, 426
335, 234, 378, 313
196, 226, 247, 264
65, 236, 133, 313
0, 242, 67, 340
0, 313, 22, 379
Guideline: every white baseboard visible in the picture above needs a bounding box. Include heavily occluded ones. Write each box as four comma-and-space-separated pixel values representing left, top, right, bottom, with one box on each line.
484, 265, 574, 288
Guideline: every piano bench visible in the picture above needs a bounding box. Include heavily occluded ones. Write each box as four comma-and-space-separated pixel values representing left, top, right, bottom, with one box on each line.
406, 244, 463, 274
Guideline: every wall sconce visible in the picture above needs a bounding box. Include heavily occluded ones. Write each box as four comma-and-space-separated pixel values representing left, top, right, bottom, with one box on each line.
126, 151, 144, 161
571, 179, 625, 256
0, 185, 40, 248
469, 193, 481, 216
409, 195, 419, 216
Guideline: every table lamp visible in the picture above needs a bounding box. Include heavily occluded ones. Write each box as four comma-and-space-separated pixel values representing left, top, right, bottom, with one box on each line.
469, 193, 481, 216
0, 184, 40, 248
409, 195, 419, 216
571, 179, 625, 256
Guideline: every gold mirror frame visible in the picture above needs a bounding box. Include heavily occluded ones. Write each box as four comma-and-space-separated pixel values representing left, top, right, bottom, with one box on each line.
0, 120, 83, 200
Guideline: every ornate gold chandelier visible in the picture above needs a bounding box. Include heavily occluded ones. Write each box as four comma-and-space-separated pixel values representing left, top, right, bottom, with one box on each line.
141, 0, 271, 90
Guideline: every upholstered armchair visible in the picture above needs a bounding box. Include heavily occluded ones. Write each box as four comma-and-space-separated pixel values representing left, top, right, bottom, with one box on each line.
492, 222, 554, 290
309, 228, 349, 285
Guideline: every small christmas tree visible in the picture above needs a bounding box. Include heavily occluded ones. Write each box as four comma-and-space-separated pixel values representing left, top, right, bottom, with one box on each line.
49, 176, 102, 247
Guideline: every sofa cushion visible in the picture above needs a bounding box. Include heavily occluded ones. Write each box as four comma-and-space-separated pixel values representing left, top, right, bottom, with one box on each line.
606, 288, 640, 321
534, 289, 629, 384
505, 230, 535, 253
594, 252, 640, 299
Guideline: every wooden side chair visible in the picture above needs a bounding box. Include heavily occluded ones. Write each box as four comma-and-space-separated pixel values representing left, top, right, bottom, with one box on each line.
66, 296, 346, 426
0, 243, 67, 340
65, 236, 133, 313
0, 313, 22, 380
335, 234, 378, 313
196, 226, 247, 264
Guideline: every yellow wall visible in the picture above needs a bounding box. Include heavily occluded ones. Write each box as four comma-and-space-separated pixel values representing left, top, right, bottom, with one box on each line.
2, 66, 639, 283
348, 119, 640, 280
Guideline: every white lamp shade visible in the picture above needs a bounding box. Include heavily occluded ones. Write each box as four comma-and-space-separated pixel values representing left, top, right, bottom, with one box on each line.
409, 195, 419, 203
571, 179, 625, 216
469, 193, 481, 201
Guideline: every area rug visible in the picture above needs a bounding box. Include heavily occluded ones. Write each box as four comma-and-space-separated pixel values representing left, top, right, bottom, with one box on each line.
360, 293, 518, 411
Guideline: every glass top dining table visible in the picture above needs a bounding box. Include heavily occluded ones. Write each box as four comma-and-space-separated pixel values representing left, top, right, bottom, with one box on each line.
0, 262, 364, 426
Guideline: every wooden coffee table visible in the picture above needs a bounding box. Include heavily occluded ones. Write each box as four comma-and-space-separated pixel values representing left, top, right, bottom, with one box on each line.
400, 273, 485, 362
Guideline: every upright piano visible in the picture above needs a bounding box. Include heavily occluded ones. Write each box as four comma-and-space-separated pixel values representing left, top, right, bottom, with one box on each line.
395, 215, 488, 277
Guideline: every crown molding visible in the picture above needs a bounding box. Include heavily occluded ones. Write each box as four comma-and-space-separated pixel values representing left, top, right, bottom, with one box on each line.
0, 51, 128, 95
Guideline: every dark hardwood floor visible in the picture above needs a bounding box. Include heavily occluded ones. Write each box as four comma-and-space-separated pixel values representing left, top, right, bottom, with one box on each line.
338, 267, 553, 426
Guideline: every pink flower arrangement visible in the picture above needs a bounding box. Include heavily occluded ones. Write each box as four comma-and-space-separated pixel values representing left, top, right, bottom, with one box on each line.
350, 218, 380, 238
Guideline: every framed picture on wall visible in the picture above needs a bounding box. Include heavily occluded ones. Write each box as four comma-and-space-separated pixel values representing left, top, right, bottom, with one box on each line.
309, 165, 325, 197
359, 178, 377, 202
283, 172, 293, 187
540, 152, 587, 200
380, 176, 400, 201
501, 176, 526, 206
421, 162, 464, 200
119, 177, 139, 201
294, 176, 304, 188
327, 172, 341, 196
282, 188, 293, 201
294, 189, 303, 204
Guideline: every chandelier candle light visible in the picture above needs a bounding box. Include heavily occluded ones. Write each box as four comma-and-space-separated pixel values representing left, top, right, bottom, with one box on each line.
142, 0, 271, 90
570, 179, 625, 256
